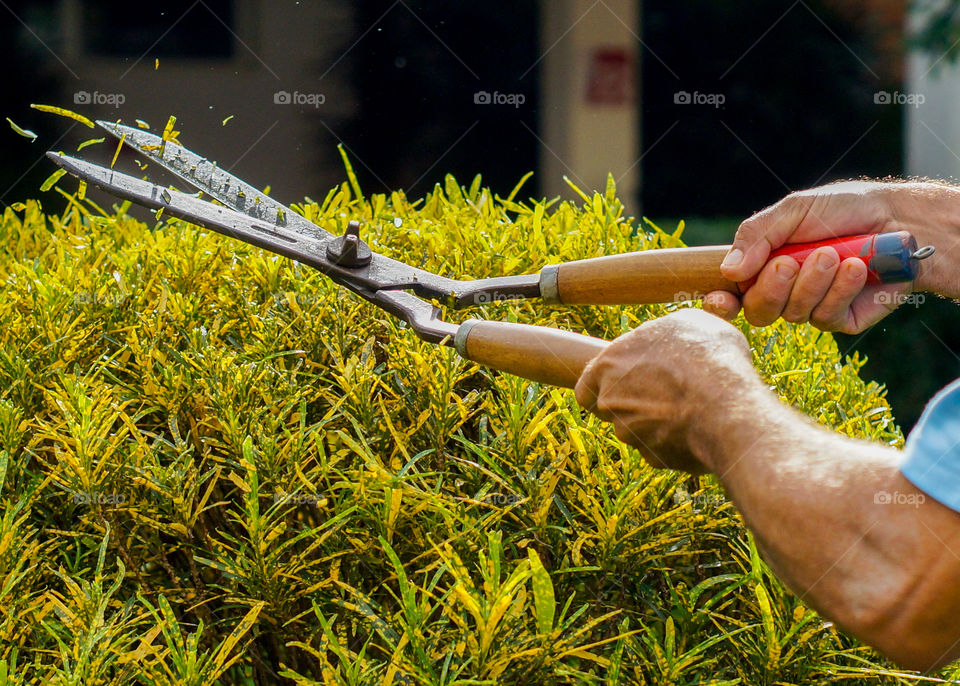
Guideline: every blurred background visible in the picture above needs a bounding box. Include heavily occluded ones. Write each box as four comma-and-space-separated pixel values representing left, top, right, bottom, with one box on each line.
0, 0, 958, 430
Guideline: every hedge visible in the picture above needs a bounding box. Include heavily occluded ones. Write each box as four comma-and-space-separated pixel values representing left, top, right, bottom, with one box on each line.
0, 170, 944, 684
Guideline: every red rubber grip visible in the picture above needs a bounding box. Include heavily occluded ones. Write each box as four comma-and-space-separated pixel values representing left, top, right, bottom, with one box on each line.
756, 231, 920, 286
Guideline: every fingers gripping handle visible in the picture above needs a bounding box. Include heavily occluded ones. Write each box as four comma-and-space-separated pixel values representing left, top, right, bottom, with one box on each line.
767, 231, 929, 285
454, 319, 608, 389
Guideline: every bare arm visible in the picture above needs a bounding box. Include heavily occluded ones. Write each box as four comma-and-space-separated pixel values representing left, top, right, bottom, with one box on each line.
576, 310, 960, 671
711, 380, 960, 671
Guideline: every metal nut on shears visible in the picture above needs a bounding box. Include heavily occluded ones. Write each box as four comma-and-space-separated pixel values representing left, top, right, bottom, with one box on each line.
326, 220, 372, 267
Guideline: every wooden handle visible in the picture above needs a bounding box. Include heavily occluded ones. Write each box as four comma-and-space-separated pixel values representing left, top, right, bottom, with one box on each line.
541, 246, 741, 305
454, 319, 608, 388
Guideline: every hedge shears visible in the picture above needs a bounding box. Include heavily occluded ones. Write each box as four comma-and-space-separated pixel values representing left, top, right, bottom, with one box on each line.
48, 123, 934, 389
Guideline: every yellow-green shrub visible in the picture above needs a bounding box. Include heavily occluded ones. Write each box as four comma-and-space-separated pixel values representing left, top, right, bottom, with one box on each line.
0, 173, 937, 684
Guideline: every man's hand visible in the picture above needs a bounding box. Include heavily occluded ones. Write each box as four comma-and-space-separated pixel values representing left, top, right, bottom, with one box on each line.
575, 309, 760, 474
704, 181, 960, 333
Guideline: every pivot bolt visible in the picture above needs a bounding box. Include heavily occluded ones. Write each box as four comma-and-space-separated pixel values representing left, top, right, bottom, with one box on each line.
326, 220, 372, 267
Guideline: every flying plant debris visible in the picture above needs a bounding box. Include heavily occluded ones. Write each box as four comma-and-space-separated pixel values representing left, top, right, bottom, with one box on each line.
222, 115, 234, 126
77, 137, 105, 151
110, 133, 127, 169
39, 168, 67, 192
6, 117, 37, 142
136, 119, 151, 130
142, 116, 181, 155
30, 104, 95, 129
161, 115, 180, 147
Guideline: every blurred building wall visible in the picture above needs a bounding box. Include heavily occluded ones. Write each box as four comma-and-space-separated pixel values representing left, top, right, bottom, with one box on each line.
56, 0, 357, 202
18, 1, 645, 211
540, 0, 640, 212
905, 1, 960, 181
906, 55, 960, 180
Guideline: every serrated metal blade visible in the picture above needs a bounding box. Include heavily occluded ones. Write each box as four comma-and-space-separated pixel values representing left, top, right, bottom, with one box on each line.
97, 120, 332, 241
48, 151, 380, 290
91, 121, 541, 310
93, 122, 471, 300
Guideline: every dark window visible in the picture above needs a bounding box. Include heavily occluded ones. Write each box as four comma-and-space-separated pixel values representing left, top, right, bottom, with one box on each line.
641, 0, 901, 217
342, 0, 541, 198
82, 0, 235, 58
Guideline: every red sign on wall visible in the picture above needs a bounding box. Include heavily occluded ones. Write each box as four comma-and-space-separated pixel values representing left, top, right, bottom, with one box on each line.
586, 47, 635, 105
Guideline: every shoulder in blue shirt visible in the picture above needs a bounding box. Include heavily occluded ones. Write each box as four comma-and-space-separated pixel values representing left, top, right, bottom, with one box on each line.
900, 378, 960, 512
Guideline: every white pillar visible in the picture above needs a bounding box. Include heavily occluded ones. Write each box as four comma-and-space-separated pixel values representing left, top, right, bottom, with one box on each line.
906, 11, 960, 179
540, 0, 640, 211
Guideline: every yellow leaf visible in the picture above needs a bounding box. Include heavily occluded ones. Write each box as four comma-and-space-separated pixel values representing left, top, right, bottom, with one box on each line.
527, 548, 555, 634
481, 590, 515, 654
40, 169, 66, 192
226, 471, 250, 493
755, 583, 780, 671
385, 487, 402, 544
31, 104, 95, 128
451, 583, 484, 627
210, 601, 265, 678
6, 117, 37, 141
110, 132, 126, 169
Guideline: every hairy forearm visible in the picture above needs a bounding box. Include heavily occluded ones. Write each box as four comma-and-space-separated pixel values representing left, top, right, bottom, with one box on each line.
886, 182, 960, 298
701, 383, 960, 670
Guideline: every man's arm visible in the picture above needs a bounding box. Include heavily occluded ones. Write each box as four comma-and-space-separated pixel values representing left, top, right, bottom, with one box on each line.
576, 310, 960, 671
710, 379, 960, 671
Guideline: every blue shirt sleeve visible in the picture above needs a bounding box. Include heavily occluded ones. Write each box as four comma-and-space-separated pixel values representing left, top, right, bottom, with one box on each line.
900, 378, 960, 512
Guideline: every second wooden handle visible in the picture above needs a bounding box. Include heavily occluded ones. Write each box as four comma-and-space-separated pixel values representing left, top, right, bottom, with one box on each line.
542, 246, 740, 305
454, 319, 608, 389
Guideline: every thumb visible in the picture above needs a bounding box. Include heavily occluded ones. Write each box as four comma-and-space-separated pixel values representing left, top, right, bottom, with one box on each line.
721, 193, 815, 282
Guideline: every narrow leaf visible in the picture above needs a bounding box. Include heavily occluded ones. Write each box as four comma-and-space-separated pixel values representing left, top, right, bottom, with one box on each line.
30, 104, 95, 128
527, 548, 555, 634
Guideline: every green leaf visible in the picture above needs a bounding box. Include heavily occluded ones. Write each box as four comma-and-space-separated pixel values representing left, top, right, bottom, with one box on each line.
210, 601, 265, 679
755, 582, 780, 671
338, 144, 363, 202
6, 117, 37, 142
527, 548, 555, 635
39, 168, 66, 192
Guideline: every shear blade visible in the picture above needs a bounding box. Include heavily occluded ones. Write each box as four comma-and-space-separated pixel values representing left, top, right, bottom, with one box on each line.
47, 152, 372, 285
95, 120, 468, 302
97, 120, 330, 240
